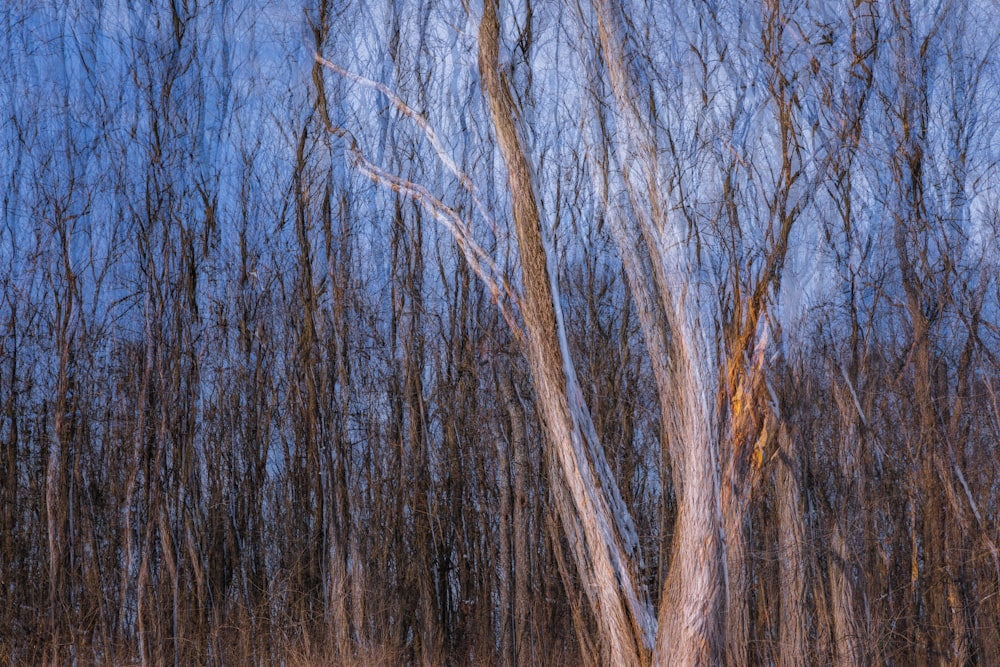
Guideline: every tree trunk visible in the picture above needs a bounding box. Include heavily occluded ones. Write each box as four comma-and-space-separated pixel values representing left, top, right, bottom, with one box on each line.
776, 423, 809, 667
500, 370, 534, 665
478, 1, 654, 663
587, 3, 727, 663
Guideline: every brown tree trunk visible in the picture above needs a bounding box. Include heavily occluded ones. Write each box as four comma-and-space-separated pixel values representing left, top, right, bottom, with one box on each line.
830, 524, 863, 667
776, 422, 809, 667
478, 1, 654, 663
499, 370, 534, 665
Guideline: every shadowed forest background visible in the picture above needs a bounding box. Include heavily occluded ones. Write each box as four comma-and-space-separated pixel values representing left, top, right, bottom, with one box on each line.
3, 0, 1000, 664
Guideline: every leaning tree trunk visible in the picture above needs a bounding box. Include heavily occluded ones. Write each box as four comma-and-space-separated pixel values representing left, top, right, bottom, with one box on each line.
477, 1, 654, 663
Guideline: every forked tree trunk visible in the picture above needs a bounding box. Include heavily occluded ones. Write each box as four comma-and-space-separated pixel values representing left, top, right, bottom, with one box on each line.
588, 1, 728, 663
589, 0, 801, 651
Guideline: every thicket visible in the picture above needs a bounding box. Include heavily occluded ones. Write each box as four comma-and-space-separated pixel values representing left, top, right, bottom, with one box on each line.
2, 1, 999, 664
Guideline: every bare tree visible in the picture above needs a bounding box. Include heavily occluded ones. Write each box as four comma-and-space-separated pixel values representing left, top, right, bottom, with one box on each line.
5, 0, 1000, 664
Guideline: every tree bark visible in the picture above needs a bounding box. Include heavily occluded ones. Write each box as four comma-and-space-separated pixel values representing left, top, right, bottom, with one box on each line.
776, 423, 809, 667
477, 1, 654, 663
586, 4, 725, 665
500, 370, 534, 665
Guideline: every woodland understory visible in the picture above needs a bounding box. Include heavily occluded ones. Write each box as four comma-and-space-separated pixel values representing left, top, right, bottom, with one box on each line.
3, 0, 1000, 665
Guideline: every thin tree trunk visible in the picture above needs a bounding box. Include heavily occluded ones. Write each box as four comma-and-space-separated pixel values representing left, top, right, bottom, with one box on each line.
500, 370, 533, 665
